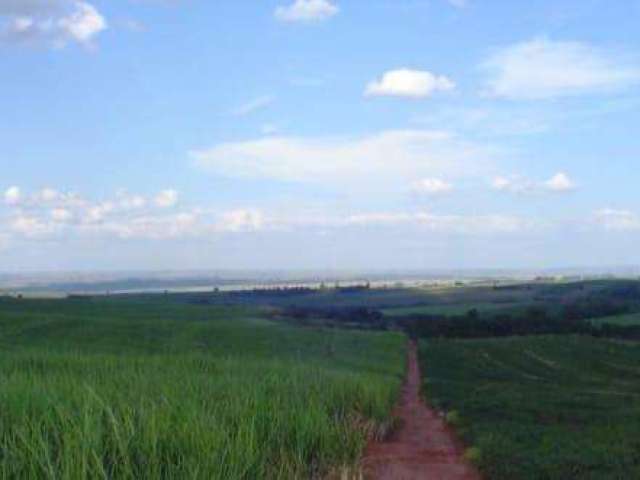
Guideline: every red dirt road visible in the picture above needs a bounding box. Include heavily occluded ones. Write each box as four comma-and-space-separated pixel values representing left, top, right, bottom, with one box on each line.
361, 341, 481, 480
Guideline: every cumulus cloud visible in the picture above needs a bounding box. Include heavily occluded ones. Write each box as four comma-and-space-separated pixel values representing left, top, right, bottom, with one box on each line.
3, 186, 85, 208
57, 2, 104, 43
275, 0, 338, 23
544, 172, 576, 192
0, 185, 547, 244
84, 202, 115, 223
154, 189, 178, 208
0, 0, 106, 48
482, 37, 640, 100
39, 189, 84, 207
365, 69, 455, 98
1, 187, 192, 240
411, 178, 454, 196
492, 172, 577, 194
191, 129, 493, 192
10, 214, 56, 237
4, 186, 21, 205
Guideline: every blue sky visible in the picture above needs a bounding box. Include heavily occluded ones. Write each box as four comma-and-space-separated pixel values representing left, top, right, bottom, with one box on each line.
1, 0, 640, 271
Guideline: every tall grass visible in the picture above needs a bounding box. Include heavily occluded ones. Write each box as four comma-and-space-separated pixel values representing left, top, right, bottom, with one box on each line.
0, 298, 405, 479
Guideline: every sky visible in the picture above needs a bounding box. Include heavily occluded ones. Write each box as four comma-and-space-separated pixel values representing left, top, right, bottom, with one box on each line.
1, 0, 640, 272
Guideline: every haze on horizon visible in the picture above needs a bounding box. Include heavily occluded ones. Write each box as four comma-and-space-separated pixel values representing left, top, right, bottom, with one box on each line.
2, 0, 640, 271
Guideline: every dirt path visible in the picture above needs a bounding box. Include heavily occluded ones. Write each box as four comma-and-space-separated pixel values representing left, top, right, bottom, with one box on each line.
361, 341, 481, 480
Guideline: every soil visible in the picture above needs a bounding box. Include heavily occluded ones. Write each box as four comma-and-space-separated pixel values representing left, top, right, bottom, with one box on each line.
361, 341, 481, 480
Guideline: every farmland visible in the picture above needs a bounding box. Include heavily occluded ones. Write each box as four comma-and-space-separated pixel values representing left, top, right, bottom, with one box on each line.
3, 278, 640, 479
0, 297, 405, 479
420, 336, 640, 480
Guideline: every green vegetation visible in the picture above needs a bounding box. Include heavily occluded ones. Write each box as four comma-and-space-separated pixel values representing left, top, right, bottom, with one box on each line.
4, 278, 640, 479
0, 297, 405, 479
420, 336, 640, 480
590, 312, 640, 327
167, 282, 544, 310
382, 301, 525, 317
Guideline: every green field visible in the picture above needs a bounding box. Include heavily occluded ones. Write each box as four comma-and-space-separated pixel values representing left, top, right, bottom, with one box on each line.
4, 279, 640, 479
590, 312, 640, 327
0, 297, 405, 479
382, 301, 526, 317
420, 336, 640, 479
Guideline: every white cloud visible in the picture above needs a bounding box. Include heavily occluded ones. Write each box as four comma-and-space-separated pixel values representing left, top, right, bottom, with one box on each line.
544, 172, 576, 192
2, 187, 192, 240
4, 186, 21, 205
102, 212, 200, 240
593, 209, 640, 232
154, 189, 178, 208
3, 186, 85, 207
218, 209, 265, 233
30, 188, 85, 207
57, 2, 105, 43
275, 0, 338, 23
491, 176, 527, 194
482, 37, 640, 100
343, 211, 535, 234
51, 208, 73, 222
365, 69, 455, 98
191, 130, 493, 192
84, 202, 115, 223
36, 187, 61, 203
0, 185, 546, 243
411, 178, 454, 196
116, 190, 146, 210
0, 1, 106, 48
10, 214, 56, 237
232, 96, 275, 117
492, 172, 577, 194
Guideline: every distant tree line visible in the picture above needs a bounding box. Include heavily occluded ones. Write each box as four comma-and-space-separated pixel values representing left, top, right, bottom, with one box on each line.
276, 296, 640, 340
398, 308, 592, 339
275, 306, 389, 330
398, 298, 640, 340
